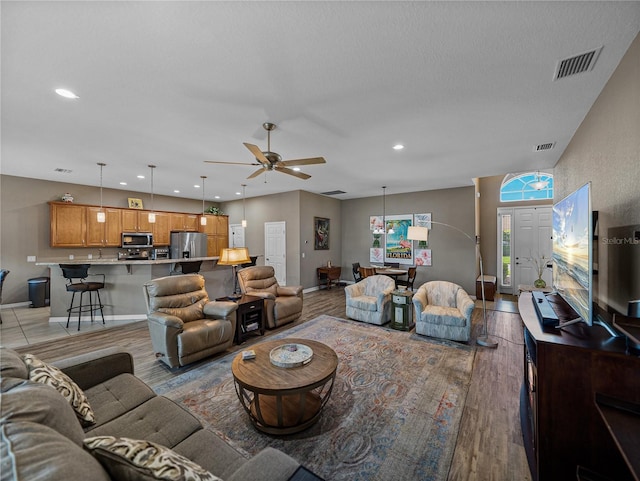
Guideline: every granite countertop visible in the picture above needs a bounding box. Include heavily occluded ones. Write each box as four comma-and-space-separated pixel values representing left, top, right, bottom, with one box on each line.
35, 256, 220, 266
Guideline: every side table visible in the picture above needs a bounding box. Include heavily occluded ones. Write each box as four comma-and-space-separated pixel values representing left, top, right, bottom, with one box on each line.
391, 289, 414, 330
216, 294, 264, 344
317, 266, 342, 290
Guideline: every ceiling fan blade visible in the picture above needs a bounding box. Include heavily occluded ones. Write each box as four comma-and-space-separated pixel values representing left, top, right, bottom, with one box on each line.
243, 143, 270, 166
281, 156, 326, 167
276, 166, 311, 180
247, 167, 265, 180
204, 160, 261, 166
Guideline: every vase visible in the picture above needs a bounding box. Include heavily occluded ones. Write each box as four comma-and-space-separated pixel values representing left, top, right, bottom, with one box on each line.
534, 278, 546, 288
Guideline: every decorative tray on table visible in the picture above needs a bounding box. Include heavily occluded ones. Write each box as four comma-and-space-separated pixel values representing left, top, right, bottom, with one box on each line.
269, 343, 313, 368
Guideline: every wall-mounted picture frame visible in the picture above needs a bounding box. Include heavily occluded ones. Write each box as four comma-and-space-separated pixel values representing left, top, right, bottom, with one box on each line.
314, 217, 330, 250
128, 198, 144, 209
384, 214, 414, 265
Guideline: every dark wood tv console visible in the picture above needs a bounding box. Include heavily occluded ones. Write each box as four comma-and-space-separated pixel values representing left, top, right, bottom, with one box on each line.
518, 292, 640, 481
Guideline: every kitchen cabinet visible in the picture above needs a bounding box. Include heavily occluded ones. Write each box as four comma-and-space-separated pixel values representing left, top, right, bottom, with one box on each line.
122, 209, 153, 233
50, 203, 86, 247
151, 212, 171, 246
170, 213, 199, 232
199, 215, 229, 256
86, 207, 122, 247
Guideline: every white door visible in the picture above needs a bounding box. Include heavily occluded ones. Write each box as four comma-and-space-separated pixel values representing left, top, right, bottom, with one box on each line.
264, 221, 286, 285
229, 224, 245, 248
513, 207, 553, 289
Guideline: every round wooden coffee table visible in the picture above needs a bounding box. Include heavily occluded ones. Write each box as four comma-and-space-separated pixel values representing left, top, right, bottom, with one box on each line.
231, 338, 338, 435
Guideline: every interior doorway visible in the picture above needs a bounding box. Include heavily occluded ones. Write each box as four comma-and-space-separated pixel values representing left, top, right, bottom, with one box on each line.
229, 224, 245, 248
497, 206, 552, 294
264, 221, 286, 285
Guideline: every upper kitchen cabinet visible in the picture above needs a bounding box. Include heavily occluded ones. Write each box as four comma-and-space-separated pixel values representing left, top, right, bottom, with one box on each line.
50, 202, 86, 247
170, 213, 199, 232
151, 212, 171, 246
86, 207, 122, 247
199, 215, 229, 256
122, 209, 153, 233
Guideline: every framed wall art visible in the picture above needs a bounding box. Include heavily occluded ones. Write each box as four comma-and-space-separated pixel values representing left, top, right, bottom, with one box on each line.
314, 217, 330, 250
128, 198, 144, 209
384, 214, 414, 265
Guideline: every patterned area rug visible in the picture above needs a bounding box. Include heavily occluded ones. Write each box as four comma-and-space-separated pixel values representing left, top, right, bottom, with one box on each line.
154, 315, 476, 481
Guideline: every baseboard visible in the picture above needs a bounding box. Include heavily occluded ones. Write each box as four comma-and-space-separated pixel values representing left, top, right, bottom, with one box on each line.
49, 314, 147, 323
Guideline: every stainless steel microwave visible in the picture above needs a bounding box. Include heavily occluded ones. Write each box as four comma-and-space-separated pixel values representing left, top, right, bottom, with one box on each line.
121, 232, 153, 248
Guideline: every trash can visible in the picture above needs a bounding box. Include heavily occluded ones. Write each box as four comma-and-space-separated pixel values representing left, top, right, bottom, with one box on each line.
28, 277, 50, 308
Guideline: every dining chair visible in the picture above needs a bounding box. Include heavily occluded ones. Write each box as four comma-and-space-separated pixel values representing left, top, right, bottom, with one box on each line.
352, 263, 362, 282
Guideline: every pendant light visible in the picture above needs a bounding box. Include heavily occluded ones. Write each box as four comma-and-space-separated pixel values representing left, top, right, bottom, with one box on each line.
148, 164, 156, 223
383, 186, 394, 234
96, 162, 106, 223
241, 184, 247, 228
200, 176, 207, 226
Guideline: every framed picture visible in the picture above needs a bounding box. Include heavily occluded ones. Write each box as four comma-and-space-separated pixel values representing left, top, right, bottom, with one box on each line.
314, 217, 330, 250
384, 214, 414, 265
128, 198, 144, 209
415, 248, 432, 266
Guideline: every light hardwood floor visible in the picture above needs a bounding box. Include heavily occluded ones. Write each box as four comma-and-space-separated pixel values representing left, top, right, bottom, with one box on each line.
3, 287, 531, 481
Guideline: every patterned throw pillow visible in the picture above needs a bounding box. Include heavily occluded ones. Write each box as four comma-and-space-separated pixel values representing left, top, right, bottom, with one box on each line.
22, 354, 95, 426
83, 436, 222, 481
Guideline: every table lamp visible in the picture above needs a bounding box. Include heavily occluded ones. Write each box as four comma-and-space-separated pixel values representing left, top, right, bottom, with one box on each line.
217, 247, 251, 299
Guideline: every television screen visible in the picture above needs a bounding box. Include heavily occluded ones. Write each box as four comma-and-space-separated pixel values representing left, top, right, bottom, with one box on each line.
552, 182, 593, 325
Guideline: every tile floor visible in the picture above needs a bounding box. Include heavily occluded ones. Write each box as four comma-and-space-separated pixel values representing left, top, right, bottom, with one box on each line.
0, 306, 139, 348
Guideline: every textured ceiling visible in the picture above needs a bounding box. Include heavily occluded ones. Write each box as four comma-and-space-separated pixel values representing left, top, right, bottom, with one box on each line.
2, 1, 639, 201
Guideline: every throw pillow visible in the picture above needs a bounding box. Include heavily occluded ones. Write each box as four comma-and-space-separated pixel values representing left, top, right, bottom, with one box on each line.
22, 353, 95, 426
84, 436, 222, 481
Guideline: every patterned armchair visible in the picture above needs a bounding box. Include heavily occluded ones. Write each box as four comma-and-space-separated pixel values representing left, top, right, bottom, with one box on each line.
412, 281, 474, 342
344, 275, 395, 325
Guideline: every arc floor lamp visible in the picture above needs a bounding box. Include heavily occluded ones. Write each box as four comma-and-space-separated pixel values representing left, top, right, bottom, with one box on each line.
407, 222, 498, 348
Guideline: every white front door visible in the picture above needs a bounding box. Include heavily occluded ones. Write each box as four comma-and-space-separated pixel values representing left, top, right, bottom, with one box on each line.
513, 206, 553, 289
264, 221, 286, 285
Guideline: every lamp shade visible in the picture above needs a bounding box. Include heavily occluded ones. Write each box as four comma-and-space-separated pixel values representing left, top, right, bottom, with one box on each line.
407, 226, 429, 242
217, 247, 251, 266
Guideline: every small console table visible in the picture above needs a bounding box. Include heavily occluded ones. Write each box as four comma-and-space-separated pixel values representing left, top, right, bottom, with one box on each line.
217, 294, 264, 344
317, 266, 341, 290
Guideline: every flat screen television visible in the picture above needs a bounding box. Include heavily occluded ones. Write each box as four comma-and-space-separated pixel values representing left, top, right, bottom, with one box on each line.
552, 182, 593, 325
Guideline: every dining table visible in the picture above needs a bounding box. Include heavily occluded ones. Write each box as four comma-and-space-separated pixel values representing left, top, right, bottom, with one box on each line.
371, 266, 408, 282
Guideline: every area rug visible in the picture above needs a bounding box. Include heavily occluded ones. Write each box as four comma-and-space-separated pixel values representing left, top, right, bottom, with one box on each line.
154, 315, 476, 481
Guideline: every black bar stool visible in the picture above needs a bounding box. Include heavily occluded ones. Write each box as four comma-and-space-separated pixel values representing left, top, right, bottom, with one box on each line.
59, 264, 105, 331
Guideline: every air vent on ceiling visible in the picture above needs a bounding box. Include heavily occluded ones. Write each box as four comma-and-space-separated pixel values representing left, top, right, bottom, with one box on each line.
554, 46, 602, 80
534, 142, 555, 152
321, 190, 346, 196
54, 168, 73, 173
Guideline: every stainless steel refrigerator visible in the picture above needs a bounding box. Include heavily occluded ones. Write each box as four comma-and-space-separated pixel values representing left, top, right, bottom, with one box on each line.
170, 232, 208, 259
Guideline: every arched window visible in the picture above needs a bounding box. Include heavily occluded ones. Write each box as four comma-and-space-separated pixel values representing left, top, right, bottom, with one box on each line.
500, 171, 554, 202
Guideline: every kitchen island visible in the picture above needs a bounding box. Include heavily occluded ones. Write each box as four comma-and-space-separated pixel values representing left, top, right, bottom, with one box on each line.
36, 257, 235, 322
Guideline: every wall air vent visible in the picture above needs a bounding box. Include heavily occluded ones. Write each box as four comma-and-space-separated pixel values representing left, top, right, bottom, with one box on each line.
54, 168, 73, 173
534, 142, 555, 152
321, 190, 346, 196
554, 47, 602, 80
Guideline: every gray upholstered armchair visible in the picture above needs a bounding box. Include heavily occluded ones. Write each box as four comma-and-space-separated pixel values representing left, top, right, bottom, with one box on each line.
237, 266, 303, 329
143, 274, 238, 368
412, 280, 475, 342
345, 275, 395, 325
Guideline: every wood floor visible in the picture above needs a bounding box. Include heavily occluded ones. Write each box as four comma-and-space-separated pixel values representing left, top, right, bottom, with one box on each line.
11, 287, 531, 481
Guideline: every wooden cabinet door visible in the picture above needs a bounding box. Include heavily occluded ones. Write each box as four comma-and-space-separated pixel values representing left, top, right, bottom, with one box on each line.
198, 215, 216, 235
122, 210, 139, 232
50, 203, 86, 247
183, 214, 199, 231
169, 213, 185, 231
137, 211, 152, 233
152, 212, 170, 245
86, 207, 122, 247
214, 215, 228, 235
207, 235, 219, 257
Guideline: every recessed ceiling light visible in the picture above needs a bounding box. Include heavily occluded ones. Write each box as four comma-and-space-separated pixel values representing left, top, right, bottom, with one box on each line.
236, 191, 242, 196
293, 167, 301, 171
137, 175, 145, 179
119, 182, 127, 186
55, 88, 79, 99
393, 144, 404, 151
194, 184, 200, 189
214, 195, 220, 199
173, 190, 180, 193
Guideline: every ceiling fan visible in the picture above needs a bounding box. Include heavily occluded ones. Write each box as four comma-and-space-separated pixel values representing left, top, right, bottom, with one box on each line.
205, 123, 326, 180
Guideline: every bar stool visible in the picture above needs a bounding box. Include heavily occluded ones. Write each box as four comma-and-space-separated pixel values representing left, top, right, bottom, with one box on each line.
59, 264, 105, 331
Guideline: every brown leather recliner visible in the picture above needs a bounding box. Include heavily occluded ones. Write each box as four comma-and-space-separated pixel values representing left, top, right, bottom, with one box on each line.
237, 266, 303, 329
143, 274, 238, 368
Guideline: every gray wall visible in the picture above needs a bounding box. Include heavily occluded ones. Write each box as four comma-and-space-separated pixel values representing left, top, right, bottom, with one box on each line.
553, 32, 640, 312
340, 186, 477, 294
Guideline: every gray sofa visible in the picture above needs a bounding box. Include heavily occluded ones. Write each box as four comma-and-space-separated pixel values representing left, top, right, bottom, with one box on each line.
0, 346, 303, 481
